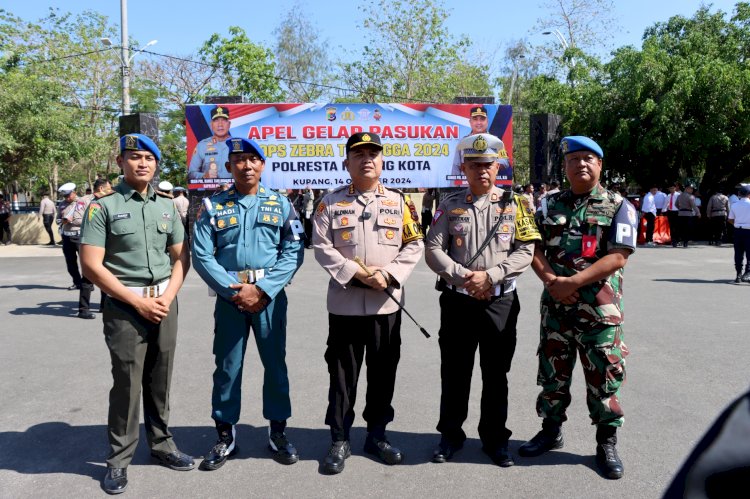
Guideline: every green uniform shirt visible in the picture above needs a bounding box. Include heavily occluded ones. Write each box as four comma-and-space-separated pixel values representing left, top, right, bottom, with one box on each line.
539, 184, 637, 325
80, 181, 184, 286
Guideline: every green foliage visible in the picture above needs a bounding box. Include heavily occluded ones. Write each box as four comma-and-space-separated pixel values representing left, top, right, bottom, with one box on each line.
273, 2, 332, 101
199, 26, 283, 102
523, 2, 750, 192
339, 0, 492, 102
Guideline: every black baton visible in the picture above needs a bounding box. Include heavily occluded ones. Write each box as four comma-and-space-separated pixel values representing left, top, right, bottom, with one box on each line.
353, 256, 430, 338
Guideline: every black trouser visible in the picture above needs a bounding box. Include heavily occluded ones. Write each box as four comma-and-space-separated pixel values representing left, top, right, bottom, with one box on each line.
709, 216, 726, 243
42, 214, 55, 243
734, 228, 750, 273
421, 210, 433, 235
62, 236, 93, 312
644, 213, 656, 243
0, 214, 10, 243
325, 312, 402, 441
103, 295, 179, 468
666, 211, 680, 245
303, 217, 313, 247
62, 235, 83, 286
678, 215, 695, 244
437, 289, 520, 449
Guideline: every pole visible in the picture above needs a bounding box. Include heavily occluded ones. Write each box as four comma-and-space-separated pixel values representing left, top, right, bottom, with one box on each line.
120, 0, 130, 115
352, 256, 431, 338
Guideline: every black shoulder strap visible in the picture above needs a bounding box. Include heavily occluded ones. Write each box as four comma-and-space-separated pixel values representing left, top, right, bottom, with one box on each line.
464, 190, 512, 268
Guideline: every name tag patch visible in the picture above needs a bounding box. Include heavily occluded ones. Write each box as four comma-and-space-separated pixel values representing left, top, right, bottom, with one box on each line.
113, 212, 131, 221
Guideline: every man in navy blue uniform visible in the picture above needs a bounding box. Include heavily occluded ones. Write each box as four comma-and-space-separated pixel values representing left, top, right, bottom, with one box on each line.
192, 137, 305, 470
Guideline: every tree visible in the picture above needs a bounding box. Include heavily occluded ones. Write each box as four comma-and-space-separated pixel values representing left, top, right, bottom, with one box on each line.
532, 0, 619, 55
595, 3, 750, 192
0, 8, 121, 195
199, 26, 283, 102
338, 0, 492, 102
273, 2, 332, 102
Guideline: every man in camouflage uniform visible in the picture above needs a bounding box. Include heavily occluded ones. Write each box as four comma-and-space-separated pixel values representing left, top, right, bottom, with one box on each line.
519, 136, 637, 480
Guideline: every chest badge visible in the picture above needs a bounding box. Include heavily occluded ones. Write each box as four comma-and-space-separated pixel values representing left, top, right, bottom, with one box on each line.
217, 219, 226, 229
341, 216, 349, 226
385, 229, 395, 240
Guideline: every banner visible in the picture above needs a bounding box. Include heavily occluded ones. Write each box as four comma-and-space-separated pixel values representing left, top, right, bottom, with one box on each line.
185, 103, 513, 191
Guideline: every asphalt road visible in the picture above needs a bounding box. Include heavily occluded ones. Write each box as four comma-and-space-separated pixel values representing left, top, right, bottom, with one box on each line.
0, 242, 747, 498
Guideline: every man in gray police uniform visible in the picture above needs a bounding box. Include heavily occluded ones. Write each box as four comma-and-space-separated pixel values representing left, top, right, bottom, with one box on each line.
187, 105, 232, 180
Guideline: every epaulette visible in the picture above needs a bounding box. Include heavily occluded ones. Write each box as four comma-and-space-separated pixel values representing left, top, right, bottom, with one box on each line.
93, 190, 116, 200
156, 191, 174, 199
442, 189, 464, 201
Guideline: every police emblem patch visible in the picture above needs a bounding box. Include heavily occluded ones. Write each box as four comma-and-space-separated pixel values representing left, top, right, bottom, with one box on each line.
341, 217, 349, 226
229, 216, 237, 224
362, 134, 371, 142
125, 135, 137, 149
385, 230, 395, 239
226, 201, 235, 208
456, 237, 463, 247
342, 231, 352, 241
217, 219, 226, 228
472, 135, 488, 151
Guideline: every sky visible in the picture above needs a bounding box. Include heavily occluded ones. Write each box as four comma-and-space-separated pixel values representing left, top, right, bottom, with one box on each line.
4, 0, 741, 63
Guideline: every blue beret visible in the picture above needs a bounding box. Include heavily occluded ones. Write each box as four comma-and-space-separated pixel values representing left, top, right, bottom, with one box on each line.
225, 137, 266, 161
120, 134, 161, 162
560, 136, 603, 158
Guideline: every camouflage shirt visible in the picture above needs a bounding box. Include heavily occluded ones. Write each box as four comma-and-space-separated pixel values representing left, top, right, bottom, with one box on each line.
538, 184, 637, 325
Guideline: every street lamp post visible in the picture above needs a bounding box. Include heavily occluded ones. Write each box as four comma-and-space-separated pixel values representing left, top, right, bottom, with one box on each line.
100, 37, 157, 115
542, 29, 569, 50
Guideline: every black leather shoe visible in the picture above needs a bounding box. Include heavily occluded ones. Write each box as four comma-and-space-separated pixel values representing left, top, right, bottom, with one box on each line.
323, 440, 351, 474
596, 443, 624, 479
742, 272, 750, 283
431, 439, 463, 463
151, 450, 195, 471
78, 311, 96, 320
269, 431, 299, 465
518, 429, 564, 457
736, 274, 743, 283
103, 467, 127, 495
200, 426, 238, 471
482, 445, 515, 467
67, 284, 80, 290
364, 436, 403, 465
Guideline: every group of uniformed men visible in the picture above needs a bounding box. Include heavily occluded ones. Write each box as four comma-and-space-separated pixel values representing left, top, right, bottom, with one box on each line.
77, 129, 637, 494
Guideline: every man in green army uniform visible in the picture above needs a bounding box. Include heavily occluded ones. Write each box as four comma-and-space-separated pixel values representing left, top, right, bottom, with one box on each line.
81, 134, 193, 494
519, 136, 638, 480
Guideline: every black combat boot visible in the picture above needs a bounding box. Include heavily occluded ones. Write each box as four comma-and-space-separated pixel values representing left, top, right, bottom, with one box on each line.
595, 425, 624, 479
518, 420, 563, 457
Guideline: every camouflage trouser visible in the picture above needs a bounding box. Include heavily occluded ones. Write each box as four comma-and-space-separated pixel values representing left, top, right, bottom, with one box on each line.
535, 301, 629, 427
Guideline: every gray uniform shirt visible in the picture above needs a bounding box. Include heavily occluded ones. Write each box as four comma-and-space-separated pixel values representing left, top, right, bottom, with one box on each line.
425, 186, 540, 287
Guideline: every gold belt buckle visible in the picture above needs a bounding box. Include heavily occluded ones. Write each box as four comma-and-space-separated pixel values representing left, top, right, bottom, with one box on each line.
142, 285, 158, 298
237, 270, 250, 283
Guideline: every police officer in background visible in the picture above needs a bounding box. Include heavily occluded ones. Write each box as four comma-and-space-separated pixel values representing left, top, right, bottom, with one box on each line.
450, 106, 490, 177
38, 192, 57, 245
728, 185, 750, 283
426, 133, 540, 467
58, 183, 84, 290
520, 136, 637, 480
80, 134, 193, 494
676, 183, 700, 247
187, 105, 232, 181
192, 137, 304, 470
313, 132, 424, 474
58, 182, 96, 319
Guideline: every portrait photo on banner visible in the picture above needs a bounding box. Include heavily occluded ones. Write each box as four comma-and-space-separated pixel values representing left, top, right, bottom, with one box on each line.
185, 103, 514, 191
